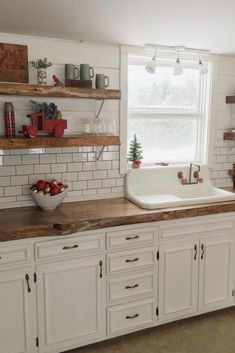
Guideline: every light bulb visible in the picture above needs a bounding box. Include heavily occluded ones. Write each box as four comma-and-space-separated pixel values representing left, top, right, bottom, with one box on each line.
199, 59, 208, 75
173, 57, 183, 75
145, 51, 157, 73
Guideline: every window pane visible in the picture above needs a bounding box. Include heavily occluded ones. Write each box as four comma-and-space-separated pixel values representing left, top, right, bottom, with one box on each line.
128, 118, 198, 163
128, 63, 200, 110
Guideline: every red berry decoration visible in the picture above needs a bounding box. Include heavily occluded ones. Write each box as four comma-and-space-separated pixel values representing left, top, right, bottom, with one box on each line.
36, 180, 46, 191
50, 186, 60, 196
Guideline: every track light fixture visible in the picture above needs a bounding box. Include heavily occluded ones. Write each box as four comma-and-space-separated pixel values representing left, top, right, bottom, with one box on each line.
173, 52, 183, 75
199, 56, 208, 75
145, 45, 210, 76
145, 50, 157, 73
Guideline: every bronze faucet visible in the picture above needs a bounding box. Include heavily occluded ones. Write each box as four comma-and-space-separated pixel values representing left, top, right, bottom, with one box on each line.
177, 163, 203, 185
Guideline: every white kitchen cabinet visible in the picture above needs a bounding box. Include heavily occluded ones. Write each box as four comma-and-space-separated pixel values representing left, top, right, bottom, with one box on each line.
198, 234, 235, 312
36, 254, 106, 353
0, 267, 37, 353
158, 238, 198, 322
1, 214, 235, 353
159, 232, 235, 323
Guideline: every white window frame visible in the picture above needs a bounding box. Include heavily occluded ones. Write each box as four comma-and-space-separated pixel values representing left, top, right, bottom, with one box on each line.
120, 45, 215, 174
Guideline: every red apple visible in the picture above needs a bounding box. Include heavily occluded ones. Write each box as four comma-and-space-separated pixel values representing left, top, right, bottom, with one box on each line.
36, 180, 46, 191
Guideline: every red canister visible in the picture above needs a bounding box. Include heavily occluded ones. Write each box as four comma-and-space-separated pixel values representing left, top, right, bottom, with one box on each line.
4, 102, 16, 138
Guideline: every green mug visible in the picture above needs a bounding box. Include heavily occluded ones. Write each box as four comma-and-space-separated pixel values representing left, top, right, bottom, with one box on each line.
65, 64, 79, 80
80, 64, 95, 81
95, 74, 110, 89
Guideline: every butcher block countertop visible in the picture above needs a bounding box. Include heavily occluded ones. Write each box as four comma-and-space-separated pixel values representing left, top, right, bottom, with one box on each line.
1, 187, 235, 242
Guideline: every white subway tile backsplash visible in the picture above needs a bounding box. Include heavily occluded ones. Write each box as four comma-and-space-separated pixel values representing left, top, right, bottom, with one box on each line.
73, 153, 87, 162
3, 155, 22, 165
97, 161, 112, 170
97, 188, 111, 194
34, 164, 51, 174
46, 148, 62, 154
112, 186, 124, 193
57, 154, 72, 163
51, 163, 67, 173
93, 170, 107, 179
5, 186, 22, 196
78, 171, 93, 180
10, 149, 29, 155
72, 180, 87, 190
22, 154, 39, 165
40, 154, 56, 164
216, 155, 228, 163
62, 172, 78, 181
0, 177, 10, 187
83, 162, 96, 171
67, 162, 83, 172
102, 179, 116, 188
29, 174, 45, 184
16, 165, 33, 175
88, 179, 102, 189
11, 175, 28, 186
62, 147, 78, 153
0, 166, 16, 176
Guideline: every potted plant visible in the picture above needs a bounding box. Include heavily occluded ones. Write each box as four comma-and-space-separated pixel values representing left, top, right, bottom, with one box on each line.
128, 134, 143, 168
31, 58, 53, 85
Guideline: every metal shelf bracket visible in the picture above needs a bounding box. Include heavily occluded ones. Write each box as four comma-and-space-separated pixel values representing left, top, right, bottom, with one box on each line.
95, 99, 105, 119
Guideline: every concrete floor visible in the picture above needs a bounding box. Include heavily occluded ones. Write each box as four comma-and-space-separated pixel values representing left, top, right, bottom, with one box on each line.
64, 307, 235, 353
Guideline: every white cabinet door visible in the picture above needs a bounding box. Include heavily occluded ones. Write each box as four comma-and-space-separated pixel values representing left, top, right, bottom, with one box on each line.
0, 267, 37, 353
198, 234, 235, 312
37, 255, 106, 353
159, 239, 198, 322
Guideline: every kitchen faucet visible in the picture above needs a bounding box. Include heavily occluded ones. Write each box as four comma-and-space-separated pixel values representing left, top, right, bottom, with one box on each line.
177, 163, 203, 185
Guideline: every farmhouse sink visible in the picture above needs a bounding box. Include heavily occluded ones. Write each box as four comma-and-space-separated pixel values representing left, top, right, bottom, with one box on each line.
125, 165, 235, 209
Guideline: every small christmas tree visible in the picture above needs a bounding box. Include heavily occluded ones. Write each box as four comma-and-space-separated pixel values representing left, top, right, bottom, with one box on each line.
128, 134, 143, 167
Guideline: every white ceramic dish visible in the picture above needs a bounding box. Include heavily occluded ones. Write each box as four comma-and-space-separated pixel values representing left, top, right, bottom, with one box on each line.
125, 166, 235, 209
30, 187, 68, 210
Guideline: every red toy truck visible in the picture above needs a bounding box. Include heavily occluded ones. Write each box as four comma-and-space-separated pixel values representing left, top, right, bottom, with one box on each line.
22, 112, 67, 138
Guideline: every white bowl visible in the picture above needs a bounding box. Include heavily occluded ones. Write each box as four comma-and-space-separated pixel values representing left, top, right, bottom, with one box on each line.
30, 187, 68, 210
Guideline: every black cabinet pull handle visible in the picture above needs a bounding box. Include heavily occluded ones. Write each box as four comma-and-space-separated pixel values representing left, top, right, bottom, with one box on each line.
99, 260, 103, 278
62, 244, 79, 250
125, 314, 139, 319
201, 244, 205, 260
25, 274, 31, 293
125, 258, 139, 263
126, 235, 140, 240
194, 244, 197, 260
125, 284, 139, 289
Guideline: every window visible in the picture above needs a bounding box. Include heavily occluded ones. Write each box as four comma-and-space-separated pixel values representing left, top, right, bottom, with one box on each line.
127, 55, 211, 165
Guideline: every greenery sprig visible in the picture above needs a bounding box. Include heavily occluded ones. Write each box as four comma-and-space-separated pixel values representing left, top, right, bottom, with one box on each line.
31, 58, 53, 69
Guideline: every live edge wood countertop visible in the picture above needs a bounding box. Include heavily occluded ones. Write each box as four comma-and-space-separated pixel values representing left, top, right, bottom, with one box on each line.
1, 188, 235, 242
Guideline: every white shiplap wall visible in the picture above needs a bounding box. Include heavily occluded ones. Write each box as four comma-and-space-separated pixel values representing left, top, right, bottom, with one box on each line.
0, 33, 124, 208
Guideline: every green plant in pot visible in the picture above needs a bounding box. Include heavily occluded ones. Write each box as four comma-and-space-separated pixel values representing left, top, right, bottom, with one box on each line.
31, 58, 53, 85
128, 134, 143, 168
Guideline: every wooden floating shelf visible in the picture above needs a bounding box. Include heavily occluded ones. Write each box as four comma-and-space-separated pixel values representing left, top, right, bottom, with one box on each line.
0, 83, 121, 100
226, 96, 235, 104
224, 132, 235, 140
0, 135, 120, 150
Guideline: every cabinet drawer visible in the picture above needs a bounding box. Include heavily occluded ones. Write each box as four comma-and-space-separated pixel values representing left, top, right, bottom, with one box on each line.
35, 233, 104, 260
0, 243, 32, 266
159, 214, 235, 240
108, 298, 155, 335
108, 271, 155, 304
106, 226, 155, 249
107, 248, 154, 274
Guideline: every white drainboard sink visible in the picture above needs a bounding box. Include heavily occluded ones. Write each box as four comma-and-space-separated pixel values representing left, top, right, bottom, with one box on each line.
125, 165, 235, 209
